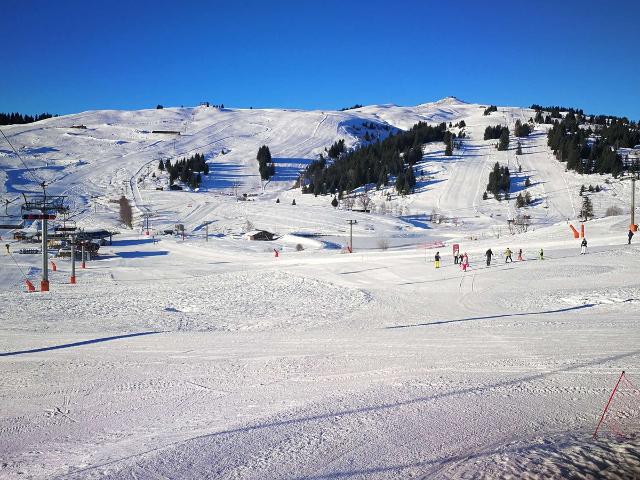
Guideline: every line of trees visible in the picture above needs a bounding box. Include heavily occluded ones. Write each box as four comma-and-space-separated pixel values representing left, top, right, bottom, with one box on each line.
161, 153, 208, 189
484, 125, 508, 140
302, 122, 447, 196
257, 145, 275, 180
0, 112, 55, 125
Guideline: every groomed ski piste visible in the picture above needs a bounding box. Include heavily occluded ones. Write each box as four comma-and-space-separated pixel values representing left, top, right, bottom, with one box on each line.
1, 97, 638, 478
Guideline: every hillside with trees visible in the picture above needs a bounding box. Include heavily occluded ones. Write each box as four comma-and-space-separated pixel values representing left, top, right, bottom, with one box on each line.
303, 122, 447, 196
546, 111, 639, 176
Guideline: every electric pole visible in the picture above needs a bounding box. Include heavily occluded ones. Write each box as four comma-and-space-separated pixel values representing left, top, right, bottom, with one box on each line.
41, 216, 49, 291
632, 177, 636, 229
346, 219, 357, 253
70, 234, 76, 284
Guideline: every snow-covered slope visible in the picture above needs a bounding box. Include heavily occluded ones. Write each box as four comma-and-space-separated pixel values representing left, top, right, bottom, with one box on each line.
1, 99, 639, 479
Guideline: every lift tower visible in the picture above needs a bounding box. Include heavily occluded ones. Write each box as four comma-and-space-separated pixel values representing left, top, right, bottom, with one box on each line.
22, 189, 68, 292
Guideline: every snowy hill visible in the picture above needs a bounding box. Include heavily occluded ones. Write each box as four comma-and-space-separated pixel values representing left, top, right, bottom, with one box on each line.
0, 98, 633, 243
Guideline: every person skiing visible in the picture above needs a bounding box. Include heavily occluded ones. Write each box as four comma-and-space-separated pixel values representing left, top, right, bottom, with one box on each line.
454, 251, 459, 265
434, 251, 441, 269
517, 248, 523, 261
580, 238, 587, 255
504, 247, 513, 263
4, 243, 9, 255
629, 229, 634, 245
461, 253, 469, 272
539, 248, 544, 260
485, 248, 493, 266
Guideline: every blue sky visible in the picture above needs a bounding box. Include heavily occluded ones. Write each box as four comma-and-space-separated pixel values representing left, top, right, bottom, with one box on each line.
2, 0, 639, 118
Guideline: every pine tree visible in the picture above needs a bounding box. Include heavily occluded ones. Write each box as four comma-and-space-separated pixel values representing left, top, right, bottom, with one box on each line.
580, 195, 594, 221
482, 191, 488, 200
524, 191, 532, 205
498, 128, 510, 151
516, 142, 522, 155
516, 193, 525, 208
158, 159, 165, 171
445, 136, 453, 156
331, 197, 338, 208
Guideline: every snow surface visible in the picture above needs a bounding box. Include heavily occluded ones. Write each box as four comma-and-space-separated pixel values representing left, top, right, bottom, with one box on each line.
1, 99, 639, 478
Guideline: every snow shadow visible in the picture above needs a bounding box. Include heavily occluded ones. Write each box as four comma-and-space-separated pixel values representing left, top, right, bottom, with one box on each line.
400, 214, 431, 229
385, 304, 595, 329
272, 157, 312, 181
116, 250, 169, 258
112, 238, 154, 246
23, 146, 59, 155
0, 331, 161, 356
206, 163, 255, 189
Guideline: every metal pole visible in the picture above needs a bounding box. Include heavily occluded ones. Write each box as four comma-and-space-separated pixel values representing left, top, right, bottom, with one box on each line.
205, 224, 208, 242
41, 216, 49, 291
70, 236, 76, 284
81, 244, 86, 269
346, 220, 357, 253
350, 222, 353, 252
631, 178, 636, 227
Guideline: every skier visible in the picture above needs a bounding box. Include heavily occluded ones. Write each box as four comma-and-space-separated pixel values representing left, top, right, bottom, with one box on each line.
485, 248, 493, 266
539, 248, 544, 260
454, 251, 459, 265
517, 248, 523, 261
504, 247, 513, 263
434, 251, 441, 269
580, 238, 587, 255
4, 243, 9, 255
461, 253, 469, 272
629, 229, 634, 245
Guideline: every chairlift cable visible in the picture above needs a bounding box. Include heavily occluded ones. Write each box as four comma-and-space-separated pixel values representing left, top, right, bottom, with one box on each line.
0, 127, 43, 186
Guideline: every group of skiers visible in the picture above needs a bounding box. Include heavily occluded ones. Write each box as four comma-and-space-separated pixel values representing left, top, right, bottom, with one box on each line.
484, 247, 528, 266
439, 246, 547, 270
435, 233, 637, 269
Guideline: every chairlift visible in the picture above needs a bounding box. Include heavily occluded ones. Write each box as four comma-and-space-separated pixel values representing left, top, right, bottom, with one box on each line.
0, 196, 24, 229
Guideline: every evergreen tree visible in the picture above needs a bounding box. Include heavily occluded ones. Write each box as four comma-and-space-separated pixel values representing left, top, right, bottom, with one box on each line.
331, 196, 338, 208
580, 195, 594, 221
516, 142, 522, 155
525, 191, 532, 204
516, 193, 525, 208
444, 134, 453, 156
498, 128, 510, 151
158, 159, 165, 171
257, 145, 274, 180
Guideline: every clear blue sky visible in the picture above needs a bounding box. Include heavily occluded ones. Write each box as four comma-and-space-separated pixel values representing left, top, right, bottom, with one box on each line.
2, 0, 639, 119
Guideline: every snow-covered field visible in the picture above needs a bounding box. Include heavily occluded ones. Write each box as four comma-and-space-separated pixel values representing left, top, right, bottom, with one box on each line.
1, 98, 639, 478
